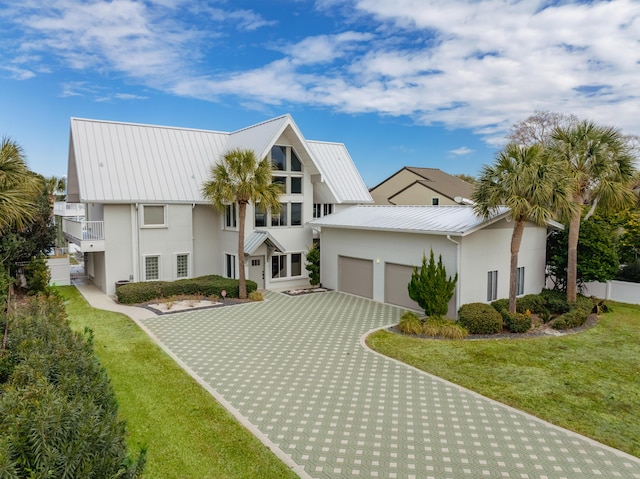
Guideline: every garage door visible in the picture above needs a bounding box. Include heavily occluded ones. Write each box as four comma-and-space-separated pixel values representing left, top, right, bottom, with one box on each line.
338, 256, 373, 299
384, 263, 421, 310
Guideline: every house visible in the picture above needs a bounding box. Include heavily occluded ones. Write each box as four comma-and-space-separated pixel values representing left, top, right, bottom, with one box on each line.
64, 114, 372, 295
369, 166, 474, 206
309, 205, 557, 318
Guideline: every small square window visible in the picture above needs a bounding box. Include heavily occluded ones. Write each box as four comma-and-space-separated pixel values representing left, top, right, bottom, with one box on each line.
145, 256, 159, 281
432, 197, 440, 206
143, 205, 165, 226
272, 176, 286, 191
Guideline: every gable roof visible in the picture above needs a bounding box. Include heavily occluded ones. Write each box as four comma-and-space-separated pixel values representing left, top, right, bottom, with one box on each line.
370, 166, 475, 202
67, 115, 372, 205
309, 205, 510, 236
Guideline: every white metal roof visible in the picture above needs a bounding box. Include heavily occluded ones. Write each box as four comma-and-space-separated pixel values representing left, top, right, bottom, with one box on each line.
308, 205, 511, 236
68, 115, 372, 205
244, 231, 285, 255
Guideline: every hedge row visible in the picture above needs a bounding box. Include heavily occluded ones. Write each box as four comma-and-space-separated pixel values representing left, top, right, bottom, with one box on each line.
0, 293, 145, 478
115, 275, 258, 304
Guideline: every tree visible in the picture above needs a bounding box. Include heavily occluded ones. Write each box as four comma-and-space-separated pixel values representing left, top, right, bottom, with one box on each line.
0, 137, 43, 235
508, 111, 578, 147
408, 249, 457, 318
305, 243, 320, 287
473, 143, 575, 313
549, 120, 637, 303
454, 173, 477, 185
202, 149, 283, 299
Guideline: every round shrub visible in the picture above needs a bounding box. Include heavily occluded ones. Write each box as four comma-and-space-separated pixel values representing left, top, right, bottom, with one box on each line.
505, 312, 532, 333
551, 308, 589, 330
539, 289, 570, 315
490, 298, 509, 313
516, 294, 545, 314
397, 311, 423, 335
458, 303, 503, 335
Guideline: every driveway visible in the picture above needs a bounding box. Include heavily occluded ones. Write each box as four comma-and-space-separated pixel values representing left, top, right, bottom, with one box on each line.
138, 291, 640, 479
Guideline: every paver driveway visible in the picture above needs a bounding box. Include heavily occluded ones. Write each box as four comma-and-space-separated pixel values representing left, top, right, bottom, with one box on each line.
138, 291, 640, 479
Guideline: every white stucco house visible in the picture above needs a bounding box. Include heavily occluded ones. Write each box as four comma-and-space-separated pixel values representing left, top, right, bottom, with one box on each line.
309, 205, 557, 318
63, 114, 372, 295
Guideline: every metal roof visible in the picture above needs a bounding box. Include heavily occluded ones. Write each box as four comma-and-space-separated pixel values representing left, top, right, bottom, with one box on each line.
244, 231, 285, 255
308, 205, 511, 236
68, 116, 371, 205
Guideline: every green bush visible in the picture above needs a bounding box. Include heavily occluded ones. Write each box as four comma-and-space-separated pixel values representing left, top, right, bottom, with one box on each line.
0, 294, 145, 477
551, 308, 589, 330
0, 263, 12, 312
24, 255, 50, 295
504, 312, 532, 333
575, 295, 594, 314
616, 261, 640, 283
116, 275, 257, 304
516, 294, 545, 314
539, 289, 571, 315
397, 311, 423, 335
421, 318, 468, 340
458, 303, 503, 335
491, 298, 509, 314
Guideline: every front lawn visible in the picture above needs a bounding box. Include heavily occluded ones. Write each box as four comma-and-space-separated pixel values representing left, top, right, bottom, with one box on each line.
366, 302, 640, 458
59, 286, 298, 479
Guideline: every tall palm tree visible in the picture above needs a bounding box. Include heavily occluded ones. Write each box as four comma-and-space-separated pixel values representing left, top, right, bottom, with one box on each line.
0, 137, 43, 235
550, 121, 637, 303
202, 148, 283, 299
473, 143, 574, 313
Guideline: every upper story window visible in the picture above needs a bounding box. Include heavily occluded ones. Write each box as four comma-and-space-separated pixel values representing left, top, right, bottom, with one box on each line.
313, 203, 334, 219
225, 203, 237, 229
270, 145, 303, 173
255, 204, 267, 227
291, 149, 302, 171
143, 205, 166, 227
432, 197, 440, 205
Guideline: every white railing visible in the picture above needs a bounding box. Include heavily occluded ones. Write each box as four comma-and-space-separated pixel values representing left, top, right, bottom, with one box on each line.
582, 280, 640, 305
54, 202, 85, 217
63, 218, 104, 241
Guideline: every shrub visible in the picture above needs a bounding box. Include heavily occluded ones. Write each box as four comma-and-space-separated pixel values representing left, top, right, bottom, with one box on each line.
305, 243, 320, 287
0, 263, 12, 312
539, 289, 571, 315
504, 312, 532, 333
458, 303, 503, 334
116, 275, 257, 304
248, 290, 264, 301
408, 249, 457, 318
575, 295, 594, 314
491, 298, 509, 314
516, 294, 545, 314
551, 308, 589, 330
397, 311, 423, 335
24, 255, 50, 295
434, 321, 469, 340
616, 261, 640, 283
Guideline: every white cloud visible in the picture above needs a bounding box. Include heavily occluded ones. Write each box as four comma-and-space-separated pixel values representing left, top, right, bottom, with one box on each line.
449, 147, 473, 156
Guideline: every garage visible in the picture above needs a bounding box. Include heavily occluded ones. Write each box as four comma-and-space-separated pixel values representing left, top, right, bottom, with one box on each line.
384, 262, 421, 310
338, 256, 373, 298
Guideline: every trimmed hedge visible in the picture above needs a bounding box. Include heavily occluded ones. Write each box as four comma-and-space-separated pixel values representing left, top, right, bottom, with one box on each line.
516, 294, 545, 314
116, 275, 257, 304
458, 303, 503, 334
504, 312, 532, 333
551, 308, 589, 330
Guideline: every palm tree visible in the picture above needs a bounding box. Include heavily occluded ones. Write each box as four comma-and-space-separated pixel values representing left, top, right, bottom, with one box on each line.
202, 148, 283, 299
473, 143, 574, 314
0, 137, 43, 235
550, 121, 637, 303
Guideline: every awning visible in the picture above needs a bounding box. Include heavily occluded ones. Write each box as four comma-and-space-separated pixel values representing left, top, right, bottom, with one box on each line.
244, 231, 286, 255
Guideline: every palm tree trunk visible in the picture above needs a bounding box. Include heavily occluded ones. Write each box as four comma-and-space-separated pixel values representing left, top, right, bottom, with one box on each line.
566, 205, 582, 304
509, 220, 526, 314
237, 201, 247, 299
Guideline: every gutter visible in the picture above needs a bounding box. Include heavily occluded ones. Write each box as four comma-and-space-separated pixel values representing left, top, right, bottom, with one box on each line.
446, 234, 461, 318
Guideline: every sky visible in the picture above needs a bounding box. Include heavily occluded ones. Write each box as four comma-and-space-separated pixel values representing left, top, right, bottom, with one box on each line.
0, 0, 639, 188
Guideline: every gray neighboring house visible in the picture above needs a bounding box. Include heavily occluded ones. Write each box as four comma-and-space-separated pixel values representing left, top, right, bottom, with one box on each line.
64, 114, 372, 295
310, 205, 557, 318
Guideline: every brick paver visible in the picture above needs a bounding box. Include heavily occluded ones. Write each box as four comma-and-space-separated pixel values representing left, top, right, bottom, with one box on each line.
138, 291, 640, 479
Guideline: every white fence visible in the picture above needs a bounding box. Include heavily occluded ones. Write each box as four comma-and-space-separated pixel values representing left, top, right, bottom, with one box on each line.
582, 280, 640, 305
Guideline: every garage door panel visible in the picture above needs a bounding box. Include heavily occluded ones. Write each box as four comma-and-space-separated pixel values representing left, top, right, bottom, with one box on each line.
384, 263, 421, 310
338, 256, 373, 299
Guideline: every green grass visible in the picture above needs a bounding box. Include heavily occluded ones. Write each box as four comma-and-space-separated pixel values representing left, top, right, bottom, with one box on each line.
58, 286, 298, 479
367, 302, 640, 458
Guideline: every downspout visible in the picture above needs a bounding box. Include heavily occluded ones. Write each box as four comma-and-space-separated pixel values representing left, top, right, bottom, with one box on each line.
446, 235, 461, 318
133, 203, 140, 282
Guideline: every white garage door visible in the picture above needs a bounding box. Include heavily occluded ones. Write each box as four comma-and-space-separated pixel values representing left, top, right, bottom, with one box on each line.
338, 256, 373, 299
384, 263, 421, 310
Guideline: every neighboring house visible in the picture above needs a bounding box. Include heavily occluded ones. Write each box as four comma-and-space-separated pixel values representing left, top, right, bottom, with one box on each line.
309, 205, 557, 318
64, 114, 372, 295
369, 166, 474, 206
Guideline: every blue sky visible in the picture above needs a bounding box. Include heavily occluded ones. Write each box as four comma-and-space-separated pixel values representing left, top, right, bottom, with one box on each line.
1, 0, 638, 188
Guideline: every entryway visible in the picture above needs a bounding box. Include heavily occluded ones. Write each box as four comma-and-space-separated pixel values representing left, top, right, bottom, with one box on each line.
248, 255, 265, 289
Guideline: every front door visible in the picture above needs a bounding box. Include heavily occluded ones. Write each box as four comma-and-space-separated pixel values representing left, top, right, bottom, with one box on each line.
248, 256, 265, 289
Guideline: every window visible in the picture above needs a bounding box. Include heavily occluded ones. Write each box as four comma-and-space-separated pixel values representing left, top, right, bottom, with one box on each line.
313, 203, 321, 219
225, 253, 236, 279
271, 203, 287, 227
290, 176, 302, 194
251, 259, 261, 267
323, 204, 333, 216
143, 205, 166, 227
272, 255, 287, 278
291, 253, 302, 276
145, 256, 160, 280
177, 254, 188, 278
272, 176, 286, 191
487, 270, 498, 301
225, 203, 237, 229
271, 146, 286, 171
291, 149, 302, 171
291, 203, 302, 226
516, 267, 525, 296
255, 204, 266, 227
432, 197, 440, 205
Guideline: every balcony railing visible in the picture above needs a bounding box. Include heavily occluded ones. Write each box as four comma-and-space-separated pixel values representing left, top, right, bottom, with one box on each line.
54, 202, 85, 217
63, 218, 104, 241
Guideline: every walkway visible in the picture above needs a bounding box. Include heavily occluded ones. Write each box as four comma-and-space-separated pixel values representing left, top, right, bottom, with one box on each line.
77, 284, 640, 478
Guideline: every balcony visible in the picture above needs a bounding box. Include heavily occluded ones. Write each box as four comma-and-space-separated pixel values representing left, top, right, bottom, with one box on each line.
62, 218, 105, 252
54, 201, 85, 217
